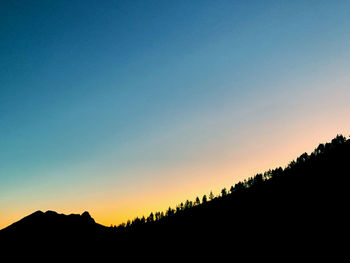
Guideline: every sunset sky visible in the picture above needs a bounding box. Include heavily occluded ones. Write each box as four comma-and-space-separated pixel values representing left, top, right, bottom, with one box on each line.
1, 0, 350, 228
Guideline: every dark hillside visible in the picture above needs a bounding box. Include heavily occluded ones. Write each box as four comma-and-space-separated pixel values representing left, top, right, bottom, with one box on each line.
116, 134, 348, 247
1, 135, 348, 253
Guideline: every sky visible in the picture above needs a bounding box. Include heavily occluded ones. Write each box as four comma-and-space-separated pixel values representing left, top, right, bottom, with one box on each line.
1, 0, 350, 228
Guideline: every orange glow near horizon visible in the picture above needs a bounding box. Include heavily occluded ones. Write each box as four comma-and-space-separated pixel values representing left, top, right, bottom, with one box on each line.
92, 129, 350, 228
3, 0, 350, 233
2, 123, 349, 229
2, 69, 350, 230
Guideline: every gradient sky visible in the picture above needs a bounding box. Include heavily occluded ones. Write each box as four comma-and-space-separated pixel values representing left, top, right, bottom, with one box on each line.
1, 0, 350, 228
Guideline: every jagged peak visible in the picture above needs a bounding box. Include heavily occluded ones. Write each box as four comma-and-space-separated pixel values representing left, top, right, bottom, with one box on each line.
82, 211, 91, 218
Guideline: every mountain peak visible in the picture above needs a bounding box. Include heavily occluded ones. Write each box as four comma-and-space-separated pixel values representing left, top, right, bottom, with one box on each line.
32, 210, 44, 216
82, 211, 91, 218
81, 211, 95, 223
1, 210, 102, 235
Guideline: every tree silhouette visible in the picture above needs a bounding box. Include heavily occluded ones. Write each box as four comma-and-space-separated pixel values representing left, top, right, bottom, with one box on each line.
61, 133, 348, 247
195, 197, 200, 206
166, 207, 175, 217
180, 202, 184, 211
221, 188, 227, 197
230, 186, 235, 194
140, 216, 146, 224
147, 213, 154, 223
209, 191, 214, 201
185, 200, 192, 209
234, 182, 245, 192
155, 212, 161, 221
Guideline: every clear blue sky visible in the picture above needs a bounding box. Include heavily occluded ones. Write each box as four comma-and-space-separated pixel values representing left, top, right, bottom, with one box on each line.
1, 0, 350, 227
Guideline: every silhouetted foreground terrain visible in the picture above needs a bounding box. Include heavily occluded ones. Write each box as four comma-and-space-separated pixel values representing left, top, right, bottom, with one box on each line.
1, 135, 348, 253
1, 210, 107, 236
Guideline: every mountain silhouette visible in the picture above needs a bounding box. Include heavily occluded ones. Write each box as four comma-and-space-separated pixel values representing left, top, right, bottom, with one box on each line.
1, 210, 107, 237
1, 135, 348, 256
2, 211, 105, 235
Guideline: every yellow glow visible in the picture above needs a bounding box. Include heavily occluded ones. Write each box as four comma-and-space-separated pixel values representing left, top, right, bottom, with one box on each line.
2, 74, 350, 229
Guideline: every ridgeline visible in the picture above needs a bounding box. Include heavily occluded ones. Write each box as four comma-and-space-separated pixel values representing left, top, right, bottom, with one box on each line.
1, 135, 348, 253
